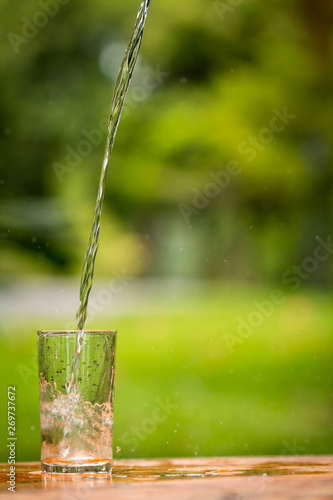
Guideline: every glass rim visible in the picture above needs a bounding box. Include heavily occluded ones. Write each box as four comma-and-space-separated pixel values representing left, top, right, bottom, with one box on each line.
37, 330, 117, 336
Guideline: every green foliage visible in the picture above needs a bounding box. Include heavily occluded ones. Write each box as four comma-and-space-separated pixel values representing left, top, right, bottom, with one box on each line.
1, 0, 333, 281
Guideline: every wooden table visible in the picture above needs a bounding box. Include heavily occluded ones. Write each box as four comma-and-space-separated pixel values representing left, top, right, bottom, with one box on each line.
1, 456, 332, 499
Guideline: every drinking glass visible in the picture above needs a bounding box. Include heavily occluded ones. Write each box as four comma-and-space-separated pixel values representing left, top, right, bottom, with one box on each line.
37, 330, 116, 474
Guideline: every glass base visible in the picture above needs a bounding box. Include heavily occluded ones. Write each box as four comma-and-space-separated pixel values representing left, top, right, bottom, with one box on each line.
41, 458, 112, 474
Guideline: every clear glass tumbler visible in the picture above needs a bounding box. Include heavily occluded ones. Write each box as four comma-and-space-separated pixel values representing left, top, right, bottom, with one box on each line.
37, 330, 116, 474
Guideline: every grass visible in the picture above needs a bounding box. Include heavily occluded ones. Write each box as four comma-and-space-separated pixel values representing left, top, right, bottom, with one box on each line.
0, 282, 332, 461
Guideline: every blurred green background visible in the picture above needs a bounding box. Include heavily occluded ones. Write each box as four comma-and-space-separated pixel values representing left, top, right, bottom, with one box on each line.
0, 0, 332, 461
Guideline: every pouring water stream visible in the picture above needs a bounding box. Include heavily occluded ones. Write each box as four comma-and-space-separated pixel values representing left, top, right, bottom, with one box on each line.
67, 0, 152, 393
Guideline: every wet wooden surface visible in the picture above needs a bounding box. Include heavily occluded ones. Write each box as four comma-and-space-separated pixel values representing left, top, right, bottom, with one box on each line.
0, 456, 332, 499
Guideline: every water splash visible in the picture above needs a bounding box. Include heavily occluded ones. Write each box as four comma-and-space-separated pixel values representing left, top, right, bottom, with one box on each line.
39, 378, 113, 463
